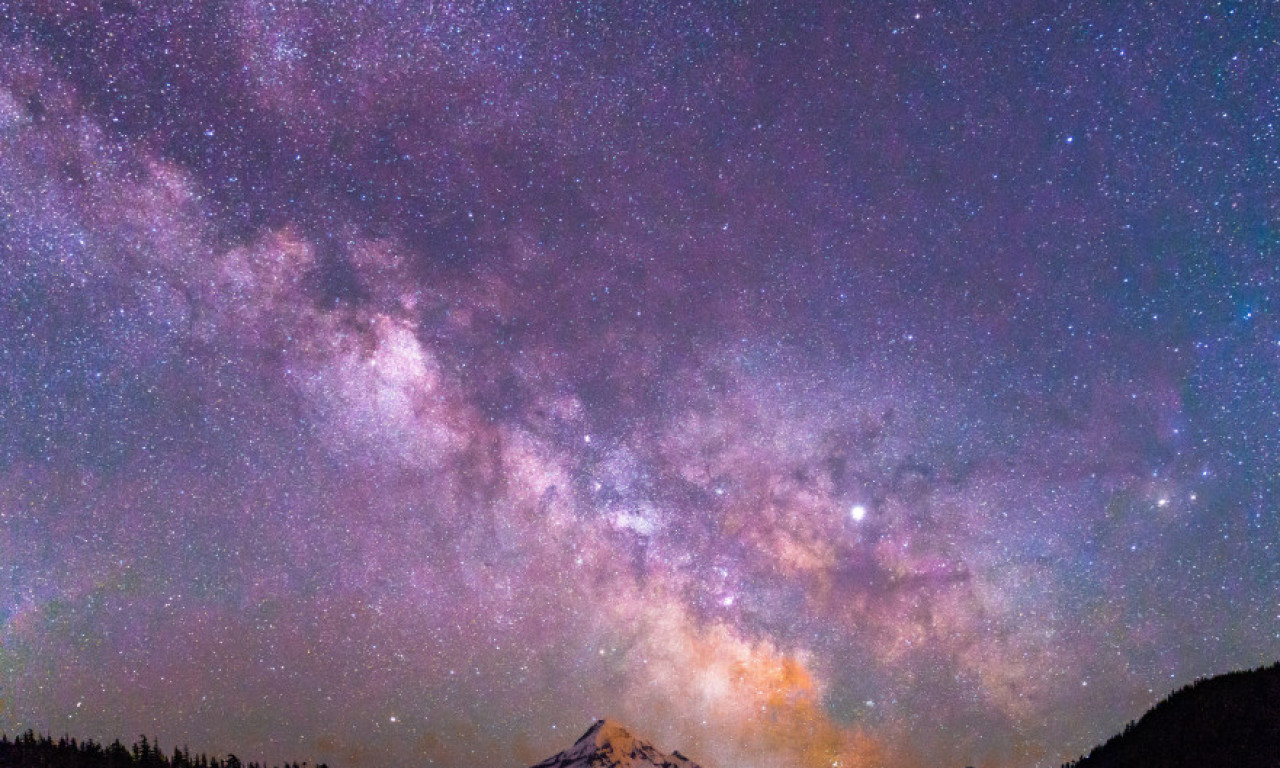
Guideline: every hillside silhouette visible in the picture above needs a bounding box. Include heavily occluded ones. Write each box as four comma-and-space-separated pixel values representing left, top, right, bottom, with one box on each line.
1064, 661, 1280, 768
6, 664, 1279, 768
0, 732, 325, 768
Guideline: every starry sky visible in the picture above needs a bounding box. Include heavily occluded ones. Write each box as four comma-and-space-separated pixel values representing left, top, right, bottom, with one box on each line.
1, 2, 1277, 768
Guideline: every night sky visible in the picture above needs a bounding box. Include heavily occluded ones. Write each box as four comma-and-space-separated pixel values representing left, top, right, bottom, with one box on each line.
1, 2, 1278, 768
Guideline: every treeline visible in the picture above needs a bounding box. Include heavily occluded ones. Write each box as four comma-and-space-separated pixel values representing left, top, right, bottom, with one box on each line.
1062, 660, 1280, 768
0, 732, 327, 768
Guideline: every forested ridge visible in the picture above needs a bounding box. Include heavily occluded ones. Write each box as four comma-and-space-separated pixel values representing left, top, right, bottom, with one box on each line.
0, 732, 325, 768
1063, 661, 1280, 768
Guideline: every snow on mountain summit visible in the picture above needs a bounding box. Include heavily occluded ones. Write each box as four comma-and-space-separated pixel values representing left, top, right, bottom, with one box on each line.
528, 720, 703, 768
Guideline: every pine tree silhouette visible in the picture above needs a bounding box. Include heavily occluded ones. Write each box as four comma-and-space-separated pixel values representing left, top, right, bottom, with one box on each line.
0, 732, 327, 768
1063, 661, 1280, 768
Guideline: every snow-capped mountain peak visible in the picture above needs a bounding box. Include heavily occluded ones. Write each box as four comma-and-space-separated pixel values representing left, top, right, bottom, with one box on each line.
529, 720, 702, 768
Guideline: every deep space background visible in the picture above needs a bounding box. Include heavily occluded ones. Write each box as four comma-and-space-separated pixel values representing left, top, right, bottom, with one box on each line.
1, 2, 1278, 767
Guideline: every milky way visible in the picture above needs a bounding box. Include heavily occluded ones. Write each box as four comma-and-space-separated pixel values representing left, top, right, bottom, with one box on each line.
1, 3, 1277, 768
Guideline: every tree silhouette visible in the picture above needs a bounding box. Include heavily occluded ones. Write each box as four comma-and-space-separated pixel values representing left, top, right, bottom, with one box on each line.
0, 732, 327, 768
1063, 661, 1280, 768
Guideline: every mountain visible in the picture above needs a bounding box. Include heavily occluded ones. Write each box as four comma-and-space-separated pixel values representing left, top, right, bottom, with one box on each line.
528, 720, 702, 768
1064, 661, 1280, 768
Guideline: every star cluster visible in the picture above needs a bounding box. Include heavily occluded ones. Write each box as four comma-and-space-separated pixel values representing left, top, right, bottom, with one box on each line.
1, 2, 1277, 768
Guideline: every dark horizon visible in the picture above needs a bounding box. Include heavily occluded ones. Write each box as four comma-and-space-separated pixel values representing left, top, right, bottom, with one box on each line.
2, 2, 1277, 767
3, 662, 1280, 768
